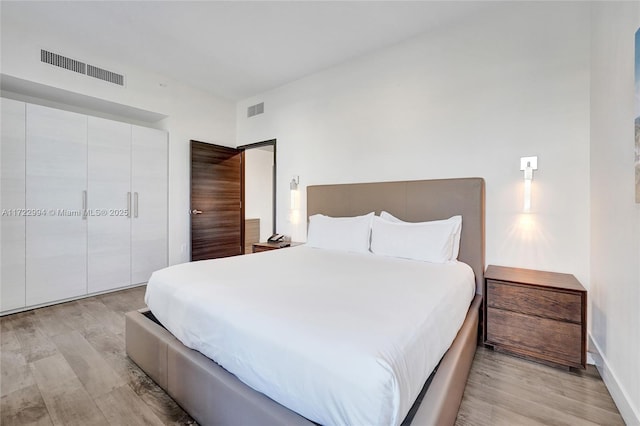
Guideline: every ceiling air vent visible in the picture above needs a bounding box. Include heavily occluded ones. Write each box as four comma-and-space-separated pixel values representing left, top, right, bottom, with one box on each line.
247, 102, 264, 118
87, 64, 124, 86
41, 49, 85, 74
40, 49, 125, 87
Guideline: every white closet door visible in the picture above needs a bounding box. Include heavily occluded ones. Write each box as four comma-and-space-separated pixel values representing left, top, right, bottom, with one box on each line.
25, 104, 87, 306
131, 125, 167, 284
1, 98, 26, 312
87, 117, 131, 293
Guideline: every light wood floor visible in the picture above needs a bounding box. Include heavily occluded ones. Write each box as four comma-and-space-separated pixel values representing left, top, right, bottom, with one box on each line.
1, 287, 624, 426
455, 348, 625, 426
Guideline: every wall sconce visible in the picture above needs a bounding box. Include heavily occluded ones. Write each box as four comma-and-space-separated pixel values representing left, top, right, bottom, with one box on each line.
520, 156, 538, 212
290, 175, 300, 210
289, 175, 300, 225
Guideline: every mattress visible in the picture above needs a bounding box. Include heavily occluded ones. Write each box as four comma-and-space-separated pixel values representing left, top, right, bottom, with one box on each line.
145, 245, 475, 426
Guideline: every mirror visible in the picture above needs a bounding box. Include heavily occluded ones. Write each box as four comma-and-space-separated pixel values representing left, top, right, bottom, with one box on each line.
239, 140, 276, 251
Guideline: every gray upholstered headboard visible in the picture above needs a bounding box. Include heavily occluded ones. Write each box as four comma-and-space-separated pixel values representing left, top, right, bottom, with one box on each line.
306, 177, 486, 294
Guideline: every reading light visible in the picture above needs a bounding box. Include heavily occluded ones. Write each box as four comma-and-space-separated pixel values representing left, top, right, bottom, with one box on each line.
289, 175, 301, 225
520, 156, 538, 212
290, 175, 300, 210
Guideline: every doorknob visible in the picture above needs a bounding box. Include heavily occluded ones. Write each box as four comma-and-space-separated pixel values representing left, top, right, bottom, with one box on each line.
191, 209, 203, 215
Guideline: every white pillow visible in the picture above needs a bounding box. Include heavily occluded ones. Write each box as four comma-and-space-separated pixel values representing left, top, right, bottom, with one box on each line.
371, 211, 462, 263
306, 212, 374, 254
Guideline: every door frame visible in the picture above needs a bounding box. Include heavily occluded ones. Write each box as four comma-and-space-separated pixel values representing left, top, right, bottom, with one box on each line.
237, 139, 277, 235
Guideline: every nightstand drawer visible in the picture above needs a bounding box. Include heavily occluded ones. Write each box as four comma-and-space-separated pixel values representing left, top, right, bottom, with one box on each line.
486, 308, 582, 366
487, 280, 582, 323
253, 245, 279, 253
252, 242, 301, 253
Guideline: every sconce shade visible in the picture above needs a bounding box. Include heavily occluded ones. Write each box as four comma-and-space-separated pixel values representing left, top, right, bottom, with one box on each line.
290, 175, 300, 212
520, 156, 537, 212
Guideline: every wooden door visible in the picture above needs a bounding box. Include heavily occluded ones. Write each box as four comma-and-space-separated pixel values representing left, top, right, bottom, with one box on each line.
25, 104, 87, 306
87, 116, 131, 293
131, 126, 168, 284
190, 141, 243, 261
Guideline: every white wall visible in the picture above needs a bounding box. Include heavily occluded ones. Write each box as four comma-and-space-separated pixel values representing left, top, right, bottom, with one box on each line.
245, 147, 274, 242
1, 18, 236, 265
590, 2, 640, 424
237, 2, 592, 287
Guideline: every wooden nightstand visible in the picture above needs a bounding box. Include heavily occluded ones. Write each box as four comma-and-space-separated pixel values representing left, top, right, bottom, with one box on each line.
483, 265, 587, 369
252, 242, 302, 253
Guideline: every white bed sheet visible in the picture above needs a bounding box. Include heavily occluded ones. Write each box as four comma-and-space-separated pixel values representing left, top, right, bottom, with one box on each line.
145, 245, 475, 426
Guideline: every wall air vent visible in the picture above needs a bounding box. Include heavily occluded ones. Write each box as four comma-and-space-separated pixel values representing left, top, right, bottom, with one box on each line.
41, 49, 86, 74
247, 102, 264, 118
87, 64, 124, 86
40, 49, 125, 87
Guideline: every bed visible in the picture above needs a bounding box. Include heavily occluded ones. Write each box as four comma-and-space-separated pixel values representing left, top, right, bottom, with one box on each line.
126, 177, 485, 425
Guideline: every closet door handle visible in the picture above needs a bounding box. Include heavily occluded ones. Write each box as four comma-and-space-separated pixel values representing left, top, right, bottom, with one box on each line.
127, 192, 132, 218
134, 192, 139, 218
82, 190, 87, 220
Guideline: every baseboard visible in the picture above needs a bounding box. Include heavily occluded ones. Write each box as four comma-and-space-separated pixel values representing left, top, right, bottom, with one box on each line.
0, 282, 147, 317
589, 333, 640, 425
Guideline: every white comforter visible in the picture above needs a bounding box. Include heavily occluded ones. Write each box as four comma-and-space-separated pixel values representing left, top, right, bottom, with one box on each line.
145, 246, 475, 426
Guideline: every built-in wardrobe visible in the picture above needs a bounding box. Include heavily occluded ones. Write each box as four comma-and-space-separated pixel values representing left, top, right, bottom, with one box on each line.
1, 98, 168, 314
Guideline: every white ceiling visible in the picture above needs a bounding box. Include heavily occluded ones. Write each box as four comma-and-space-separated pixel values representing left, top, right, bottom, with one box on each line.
1, 1, 490, 101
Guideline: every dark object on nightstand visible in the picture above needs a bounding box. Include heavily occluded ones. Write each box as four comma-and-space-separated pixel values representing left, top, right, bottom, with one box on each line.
483, 265, 587, 369
252, 242, 302, 253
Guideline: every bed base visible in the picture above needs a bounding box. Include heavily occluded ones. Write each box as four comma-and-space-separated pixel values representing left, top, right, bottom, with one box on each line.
125, 294, 480, 426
